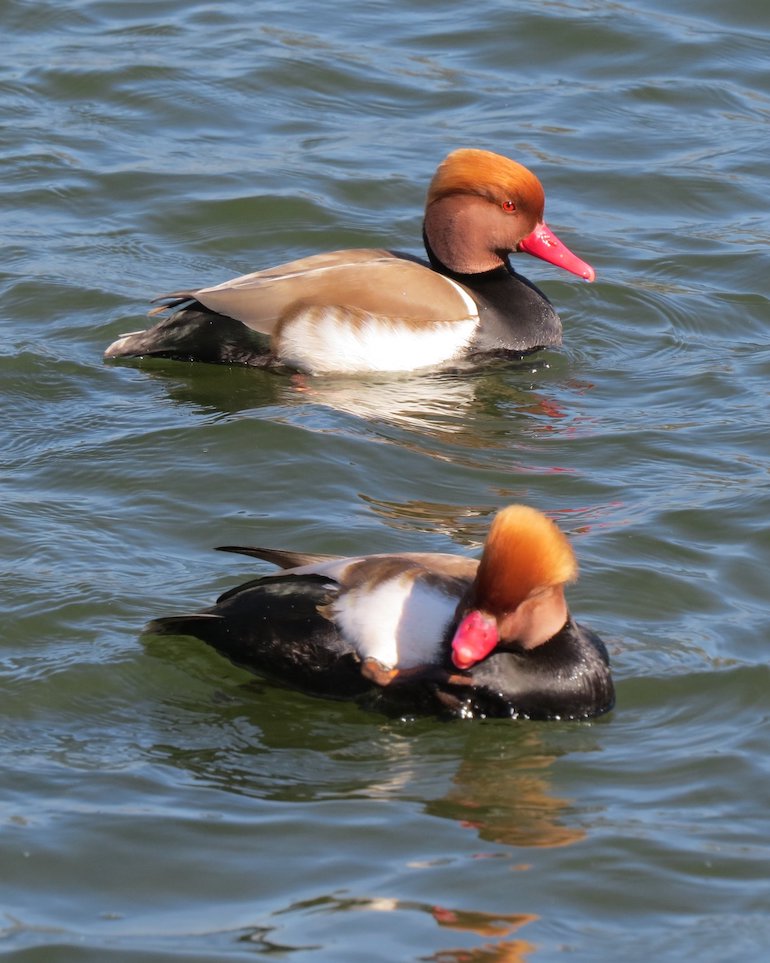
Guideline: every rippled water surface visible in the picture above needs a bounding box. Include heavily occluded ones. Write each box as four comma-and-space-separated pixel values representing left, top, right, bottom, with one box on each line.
3, 0, 770, 960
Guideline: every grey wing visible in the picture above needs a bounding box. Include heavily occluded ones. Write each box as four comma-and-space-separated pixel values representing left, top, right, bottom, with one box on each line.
151, 249, 476, 336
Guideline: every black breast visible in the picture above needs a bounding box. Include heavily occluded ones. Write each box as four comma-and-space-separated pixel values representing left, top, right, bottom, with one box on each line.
429, 619, 615, 721
421, 236, 563, 354
461, 265, 563, 355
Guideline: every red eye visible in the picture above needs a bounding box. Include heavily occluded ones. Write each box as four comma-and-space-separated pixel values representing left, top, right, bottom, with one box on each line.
502, 199, 516, 212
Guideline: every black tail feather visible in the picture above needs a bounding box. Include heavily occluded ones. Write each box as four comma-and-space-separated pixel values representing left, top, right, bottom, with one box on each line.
104, 307, 272, 366
145, 613, 224, 637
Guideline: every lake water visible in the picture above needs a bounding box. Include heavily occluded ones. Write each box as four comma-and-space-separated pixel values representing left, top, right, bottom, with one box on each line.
3, 0, 770, 960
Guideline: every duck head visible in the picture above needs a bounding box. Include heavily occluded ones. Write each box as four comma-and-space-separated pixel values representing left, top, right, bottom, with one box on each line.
451, 505, 579, 669
424, 148, 595, 280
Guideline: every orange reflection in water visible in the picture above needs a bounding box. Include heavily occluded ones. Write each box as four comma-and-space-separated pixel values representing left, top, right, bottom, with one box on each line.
429, 747, 586, 850
311, 896, 540, 963
427, 905, 537, 962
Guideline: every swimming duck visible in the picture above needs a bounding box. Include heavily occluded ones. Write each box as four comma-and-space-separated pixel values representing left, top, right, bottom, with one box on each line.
147, 505, 614, 720
105, 149, 594, 374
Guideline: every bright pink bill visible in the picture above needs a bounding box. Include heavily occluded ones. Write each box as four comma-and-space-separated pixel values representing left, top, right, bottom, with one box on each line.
518, 221, 595, 282
451, 610, 499, 670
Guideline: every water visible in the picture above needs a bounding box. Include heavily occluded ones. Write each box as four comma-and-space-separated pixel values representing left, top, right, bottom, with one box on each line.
2, 0, 770, 959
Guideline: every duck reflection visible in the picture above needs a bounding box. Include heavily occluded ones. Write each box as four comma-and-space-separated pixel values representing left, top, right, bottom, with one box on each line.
244, 892, 538, 963
425, 730, 586, 850
146, 647, 594, 852
143, 647, 603, 962
117, 353, 592, 459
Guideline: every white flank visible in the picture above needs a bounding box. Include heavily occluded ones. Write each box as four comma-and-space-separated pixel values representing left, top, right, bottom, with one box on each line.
331, 575, 459, 670
275, 308, 478, 374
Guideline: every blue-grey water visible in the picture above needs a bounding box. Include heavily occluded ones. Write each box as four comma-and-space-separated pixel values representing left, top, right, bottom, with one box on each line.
3, 1, 770, 960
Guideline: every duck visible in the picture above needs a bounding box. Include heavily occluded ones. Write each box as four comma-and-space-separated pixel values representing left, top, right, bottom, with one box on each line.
105, 149, 594, 375
147, 505, 614, 720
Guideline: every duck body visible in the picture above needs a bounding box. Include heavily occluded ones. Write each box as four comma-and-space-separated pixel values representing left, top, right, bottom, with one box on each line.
148, 507, 615, 721
105, 150, 594, 375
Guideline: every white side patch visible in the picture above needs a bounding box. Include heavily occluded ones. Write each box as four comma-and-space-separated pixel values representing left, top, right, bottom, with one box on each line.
275, 307, 478, 374
331, 576, 459, 669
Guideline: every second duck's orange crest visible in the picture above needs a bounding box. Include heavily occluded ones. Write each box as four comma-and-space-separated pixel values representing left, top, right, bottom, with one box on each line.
474, 505, 577, 613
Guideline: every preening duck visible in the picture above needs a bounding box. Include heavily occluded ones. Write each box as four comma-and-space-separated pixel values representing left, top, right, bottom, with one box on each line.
106, 149, 594, 375
148, 505, 614, 720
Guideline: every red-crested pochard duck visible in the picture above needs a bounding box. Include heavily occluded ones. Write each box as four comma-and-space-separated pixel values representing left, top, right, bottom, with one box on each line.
105, 149, 594, 375
147, 505, 614, 720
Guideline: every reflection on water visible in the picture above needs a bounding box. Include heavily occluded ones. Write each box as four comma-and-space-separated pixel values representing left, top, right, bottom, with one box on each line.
260, 893, 538, 963
129, 666, 595, 959
114, 353, 586, 446
145, 650, 593, 850
428, 748, 586, 850
359, 495, 495, 545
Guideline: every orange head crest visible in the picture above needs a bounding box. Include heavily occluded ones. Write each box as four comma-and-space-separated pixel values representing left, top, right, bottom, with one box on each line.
426, 148, 546, 223
473, 505, 578, 614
